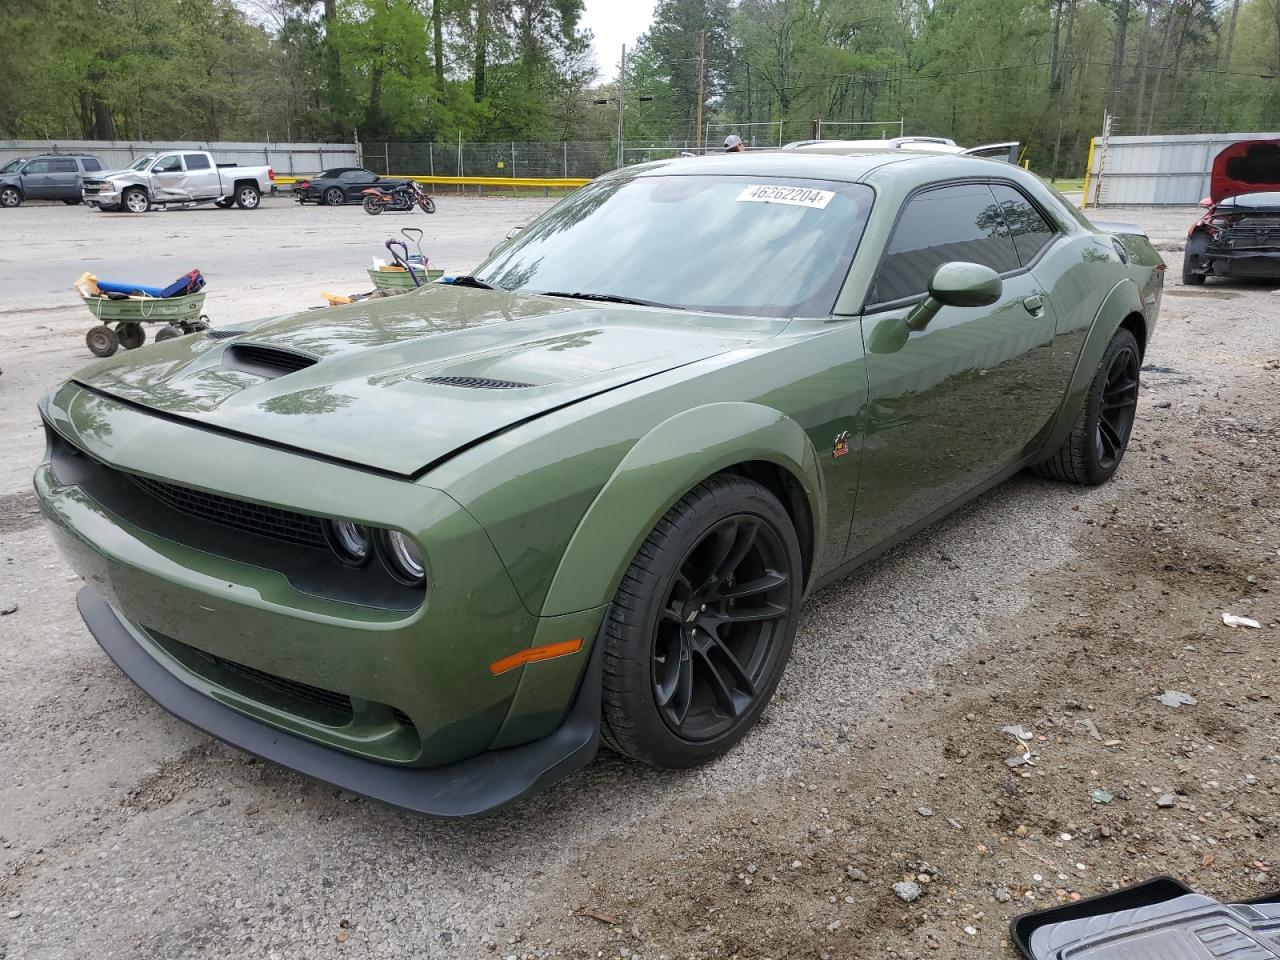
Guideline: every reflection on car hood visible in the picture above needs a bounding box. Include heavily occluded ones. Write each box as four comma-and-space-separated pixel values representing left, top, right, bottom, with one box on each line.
74, 284, 783, 476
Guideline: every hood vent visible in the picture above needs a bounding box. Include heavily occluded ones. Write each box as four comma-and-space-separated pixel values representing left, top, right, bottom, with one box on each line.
420, 375, 533, 390
207, 329, 248, 340
222, 343, 319, 379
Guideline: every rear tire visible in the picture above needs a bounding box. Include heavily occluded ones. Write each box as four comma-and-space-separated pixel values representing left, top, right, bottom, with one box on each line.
1031, 327, 1141, 486
363, 195, 383, 215
600, 474, 803, 768
1182, 232, 1208, 285
234, 184, 260, 209
325, 187, 345, 206
154, 324, 182, 342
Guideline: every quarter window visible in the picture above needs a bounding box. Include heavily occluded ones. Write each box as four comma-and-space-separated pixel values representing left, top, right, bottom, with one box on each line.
870, 183, 1019, 305
81, 158, 102, 172
990, 183, 1057, 265
183, 153, 211, 170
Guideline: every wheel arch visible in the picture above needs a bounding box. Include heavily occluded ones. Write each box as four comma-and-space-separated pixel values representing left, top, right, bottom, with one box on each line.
538, 402, 827, 619
1037, 279, 1147, 458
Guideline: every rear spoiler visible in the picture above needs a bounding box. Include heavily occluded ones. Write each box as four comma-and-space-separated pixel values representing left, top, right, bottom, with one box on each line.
961, 141, 1020, 164
1090, 220, 1148, 237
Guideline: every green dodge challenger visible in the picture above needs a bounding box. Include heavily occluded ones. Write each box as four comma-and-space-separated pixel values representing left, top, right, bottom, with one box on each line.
34, 151, 1164, 816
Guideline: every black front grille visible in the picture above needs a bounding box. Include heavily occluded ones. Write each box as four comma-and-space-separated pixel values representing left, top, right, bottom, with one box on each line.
222, 343, 319, 378
421, 375, 532, 390
131, 474, 328, 548
186, 645, 354, 727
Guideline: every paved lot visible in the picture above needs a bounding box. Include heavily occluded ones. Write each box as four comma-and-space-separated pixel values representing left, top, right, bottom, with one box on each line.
0, 201, 1276, 959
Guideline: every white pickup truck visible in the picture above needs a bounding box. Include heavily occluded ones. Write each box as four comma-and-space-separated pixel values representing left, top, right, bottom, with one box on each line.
82, 150, 275, 213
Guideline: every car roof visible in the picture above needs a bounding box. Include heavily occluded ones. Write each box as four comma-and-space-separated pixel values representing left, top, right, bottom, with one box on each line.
610, 150, 1021, 186
23, 153, 100, 160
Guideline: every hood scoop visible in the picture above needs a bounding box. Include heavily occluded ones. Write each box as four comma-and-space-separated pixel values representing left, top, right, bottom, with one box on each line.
207, 329, 249, 340
222, 342, 319, 379
420, 375, 533, 390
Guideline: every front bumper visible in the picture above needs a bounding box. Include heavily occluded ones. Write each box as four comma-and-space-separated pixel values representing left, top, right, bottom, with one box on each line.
79, 585, 604, 817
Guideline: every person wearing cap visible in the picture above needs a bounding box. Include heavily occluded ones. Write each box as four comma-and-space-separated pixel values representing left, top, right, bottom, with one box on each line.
724, 134, 745, 153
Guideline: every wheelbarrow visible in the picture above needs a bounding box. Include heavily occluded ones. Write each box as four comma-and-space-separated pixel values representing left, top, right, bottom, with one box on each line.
81, 290, 209, 357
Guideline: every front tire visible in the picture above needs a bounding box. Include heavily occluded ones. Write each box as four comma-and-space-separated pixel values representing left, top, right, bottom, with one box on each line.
1, 186, 23, 208
63, 197, 82, 205
123, 187, 150, 214
601, 474, 803, 768
214, 197, 235, 209
1031, 327, 1140, 485
1182, 231, 1208, 285
85, 325, 119, 357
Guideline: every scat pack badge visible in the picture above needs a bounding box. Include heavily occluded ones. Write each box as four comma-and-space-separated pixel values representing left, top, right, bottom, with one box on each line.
832, 430, 850, 459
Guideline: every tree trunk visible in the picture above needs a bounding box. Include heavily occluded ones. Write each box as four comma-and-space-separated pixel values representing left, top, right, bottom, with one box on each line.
1132, 0, 1155, 131
473, 0, 489, 102
432, 0, 445, 90
1143, 0, 1178, 134
1107, 0, 1131, 119
1049, 0, 1065, 86
1051, 0, 1077, 178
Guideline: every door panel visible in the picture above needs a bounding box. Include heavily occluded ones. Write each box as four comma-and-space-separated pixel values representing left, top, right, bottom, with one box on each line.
150, 154, 186, 200
845, 181, 1059, 560
181, 154, 221, 199
21, 160, 53, 198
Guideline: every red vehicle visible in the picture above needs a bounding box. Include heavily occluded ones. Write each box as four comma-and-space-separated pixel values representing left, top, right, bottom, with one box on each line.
361, 180, 436, 216
1183, 139, 1280, 284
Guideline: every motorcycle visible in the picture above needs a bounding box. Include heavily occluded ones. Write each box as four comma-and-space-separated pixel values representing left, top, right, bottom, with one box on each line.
361, 180, 437, 216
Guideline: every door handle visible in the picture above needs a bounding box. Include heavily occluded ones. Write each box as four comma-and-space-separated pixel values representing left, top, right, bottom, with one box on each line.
1022, 294, 1046, 316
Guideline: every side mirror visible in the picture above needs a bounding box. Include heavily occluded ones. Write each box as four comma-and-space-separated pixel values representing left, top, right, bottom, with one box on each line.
904, 262, 1003, 332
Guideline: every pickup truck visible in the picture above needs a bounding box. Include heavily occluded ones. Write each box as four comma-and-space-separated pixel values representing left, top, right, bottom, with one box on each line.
82, 151, 274, 213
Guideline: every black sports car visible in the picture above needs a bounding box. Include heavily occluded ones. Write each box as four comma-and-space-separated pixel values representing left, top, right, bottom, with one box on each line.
294, 167, 409, 206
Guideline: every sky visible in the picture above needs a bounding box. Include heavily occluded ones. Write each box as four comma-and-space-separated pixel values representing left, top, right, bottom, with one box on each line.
580, 0, 658, 82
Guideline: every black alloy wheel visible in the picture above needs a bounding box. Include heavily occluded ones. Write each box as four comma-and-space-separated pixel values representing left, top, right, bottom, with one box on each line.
651, 515, 792, 741
1096, 337, 1139, 471
601, 473, 803, 768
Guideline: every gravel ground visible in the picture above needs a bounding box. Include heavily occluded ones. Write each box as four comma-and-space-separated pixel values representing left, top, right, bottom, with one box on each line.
0, 203, 1276, 959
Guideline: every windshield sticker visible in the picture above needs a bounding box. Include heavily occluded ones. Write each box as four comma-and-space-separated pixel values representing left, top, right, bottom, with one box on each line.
737, 184, 835, 209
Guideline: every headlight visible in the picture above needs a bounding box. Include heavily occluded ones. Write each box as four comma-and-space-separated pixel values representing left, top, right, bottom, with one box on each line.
325, 519, 372, 564
382, 530, 425, 585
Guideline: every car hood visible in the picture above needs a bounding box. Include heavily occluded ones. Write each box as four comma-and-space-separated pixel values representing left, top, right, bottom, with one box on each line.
1210, 139, 1280, 202
73, 284, 783, 476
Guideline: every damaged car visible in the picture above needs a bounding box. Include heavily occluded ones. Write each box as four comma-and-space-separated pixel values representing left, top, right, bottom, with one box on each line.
35, 152, 1165, 817
1183, 138, 1280, 284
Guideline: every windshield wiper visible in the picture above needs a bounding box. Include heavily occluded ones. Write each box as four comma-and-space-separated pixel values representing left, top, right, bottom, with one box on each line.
539, 291, 684, 310
448, 275, 495, 289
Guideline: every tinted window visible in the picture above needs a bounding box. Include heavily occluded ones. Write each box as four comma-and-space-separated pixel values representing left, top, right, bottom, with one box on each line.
477, 175, 875, 318
24, 159, 51, 174
183, 153, 211, 170
990, 183, 1057, 265
340, 169, 376, 183
870, 183, 1019, 305
49, 158, 78, 173
153, 155, 182, 173
81, 158, 102, 172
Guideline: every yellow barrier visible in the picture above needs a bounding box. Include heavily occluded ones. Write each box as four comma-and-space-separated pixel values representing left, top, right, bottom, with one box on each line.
274, 174, 590, 188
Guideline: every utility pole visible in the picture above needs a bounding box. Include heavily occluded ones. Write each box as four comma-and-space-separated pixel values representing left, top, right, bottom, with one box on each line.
694, 29, 705, 151
617, 44, 626, 169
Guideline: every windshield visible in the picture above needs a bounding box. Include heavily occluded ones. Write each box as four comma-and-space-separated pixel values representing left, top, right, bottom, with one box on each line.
1, 159, 21, 173
475, 174, 874, 317
129, 156, 156, 171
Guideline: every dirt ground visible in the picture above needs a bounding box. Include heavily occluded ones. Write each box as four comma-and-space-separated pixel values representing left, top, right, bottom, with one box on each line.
0, 201, 1276, 960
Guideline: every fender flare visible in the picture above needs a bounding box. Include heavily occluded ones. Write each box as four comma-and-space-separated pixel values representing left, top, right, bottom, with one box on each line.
1039, 278, 1145, 456
539, 402, 827, 618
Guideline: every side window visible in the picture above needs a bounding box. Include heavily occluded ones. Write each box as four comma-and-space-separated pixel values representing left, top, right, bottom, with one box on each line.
183, 153, 211, 170
990, 183, 1058, 265
338, 170, 360, 181
81, 158, 103, 172
870, 183, 1019, 305
24, 159, 51, 174
49, 158, 78, 173
153, 155, 182, 173
353, 170, 377, 183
